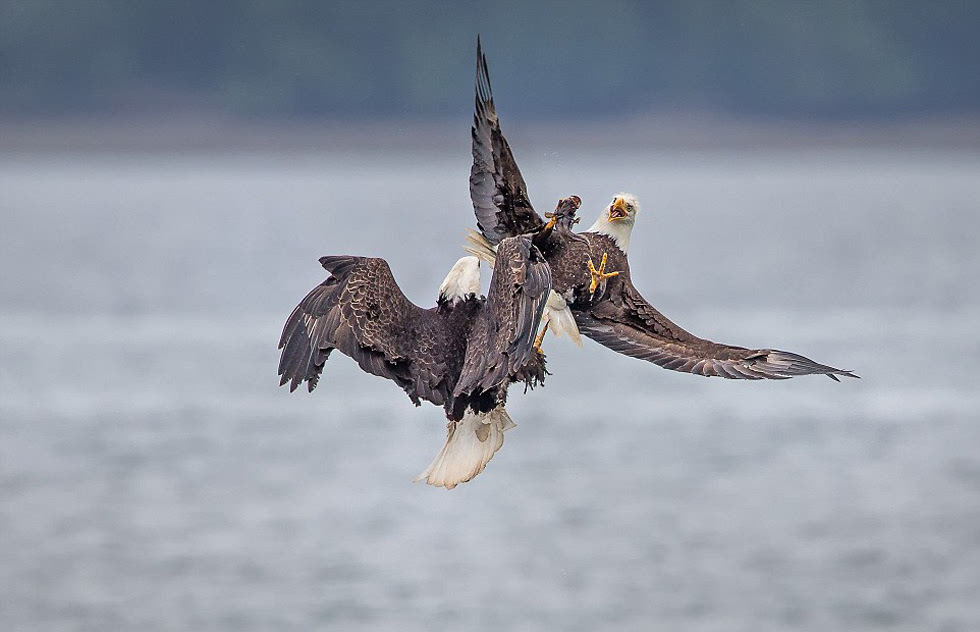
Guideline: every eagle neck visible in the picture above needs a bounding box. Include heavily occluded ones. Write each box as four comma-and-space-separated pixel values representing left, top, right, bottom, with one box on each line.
585, 217, 633, 253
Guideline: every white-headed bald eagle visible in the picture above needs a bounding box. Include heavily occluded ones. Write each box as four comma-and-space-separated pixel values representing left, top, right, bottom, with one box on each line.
278, 236, 551, 488
465, 39, 856, 381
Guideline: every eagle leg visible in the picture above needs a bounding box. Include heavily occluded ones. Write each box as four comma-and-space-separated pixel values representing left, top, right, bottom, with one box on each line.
535, 212, 559, 246
587, 252, 620, 293
533, 320, 550, 353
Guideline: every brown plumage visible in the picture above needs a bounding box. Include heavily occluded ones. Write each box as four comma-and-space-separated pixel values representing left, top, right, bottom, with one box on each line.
467, 39, 857, 381
470, 44, 544, 244
278, 236, 553, 489
278, 236, 552, 418
573, 234, 855, 380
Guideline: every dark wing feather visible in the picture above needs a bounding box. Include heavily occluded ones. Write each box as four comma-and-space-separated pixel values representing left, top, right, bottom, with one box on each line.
469, 38, 544, 244
454, 236, 551, 403
575, 282, 857, 381
278, 256, 452, 404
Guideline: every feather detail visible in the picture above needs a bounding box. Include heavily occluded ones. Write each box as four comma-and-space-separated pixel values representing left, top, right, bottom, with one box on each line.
470, 39, 544, 245
464, 228, 498, 266
541, 290, 582, 346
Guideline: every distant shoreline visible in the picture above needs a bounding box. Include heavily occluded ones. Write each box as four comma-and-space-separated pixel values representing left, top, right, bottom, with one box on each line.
3, 113, 980, 153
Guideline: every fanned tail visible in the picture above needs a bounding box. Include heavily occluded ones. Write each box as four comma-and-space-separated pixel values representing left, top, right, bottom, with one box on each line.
414, 407, 515, 489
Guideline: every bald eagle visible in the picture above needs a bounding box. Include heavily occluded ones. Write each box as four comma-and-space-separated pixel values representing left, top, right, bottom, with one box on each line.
278, 236, 551, 488
465, 40, 856, 381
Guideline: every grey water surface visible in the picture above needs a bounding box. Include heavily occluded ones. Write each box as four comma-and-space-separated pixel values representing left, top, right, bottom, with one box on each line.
2, 148, 979, 631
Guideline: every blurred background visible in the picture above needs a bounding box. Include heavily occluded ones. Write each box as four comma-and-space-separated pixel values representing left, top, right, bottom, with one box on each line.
2, 2, 979, 631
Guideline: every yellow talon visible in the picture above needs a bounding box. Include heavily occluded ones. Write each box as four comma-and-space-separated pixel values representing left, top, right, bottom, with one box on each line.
543, 214, 558, 231
587, 252, 620, 293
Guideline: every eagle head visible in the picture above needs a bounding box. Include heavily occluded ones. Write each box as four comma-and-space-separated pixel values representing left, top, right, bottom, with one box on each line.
606, 193, 639, 224
586, 193, 640, 252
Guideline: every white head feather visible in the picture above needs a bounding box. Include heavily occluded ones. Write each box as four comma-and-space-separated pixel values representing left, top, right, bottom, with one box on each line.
438, 256, 481, 303
585, 192, 640, 253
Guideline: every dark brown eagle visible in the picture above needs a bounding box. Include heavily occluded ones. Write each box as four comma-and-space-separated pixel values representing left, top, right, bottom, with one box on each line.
278, 236, 551, 488
465, 39, 856, 381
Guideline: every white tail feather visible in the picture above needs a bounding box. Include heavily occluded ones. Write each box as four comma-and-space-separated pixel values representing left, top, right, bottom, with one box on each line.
463, 229, 498, 267
415, 407, 515, 489
542, 291, 583, 346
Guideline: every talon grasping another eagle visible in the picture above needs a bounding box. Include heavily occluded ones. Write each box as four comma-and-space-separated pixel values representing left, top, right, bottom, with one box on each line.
278, 236, 551, 488
465, 38, 857, 381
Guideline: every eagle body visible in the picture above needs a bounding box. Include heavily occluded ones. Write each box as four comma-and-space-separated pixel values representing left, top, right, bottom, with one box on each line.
278, 236, 552, 487
542, 229, 630, 307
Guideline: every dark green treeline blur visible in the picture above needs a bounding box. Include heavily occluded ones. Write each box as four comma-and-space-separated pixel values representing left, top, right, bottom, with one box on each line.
2, 0, 978, 119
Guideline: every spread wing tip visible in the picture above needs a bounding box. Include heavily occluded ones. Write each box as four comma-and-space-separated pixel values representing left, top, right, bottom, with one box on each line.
319, 255, 363, 276
763, 350, 858, 381
474, 37, 493, 109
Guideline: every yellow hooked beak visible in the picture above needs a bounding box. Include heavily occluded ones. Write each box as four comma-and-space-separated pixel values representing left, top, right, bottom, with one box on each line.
608, 197, 629, 221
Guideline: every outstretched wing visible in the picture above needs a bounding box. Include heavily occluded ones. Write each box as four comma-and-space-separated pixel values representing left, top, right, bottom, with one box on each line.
469, 37, 545, 244
454, 237, 551, 405
278, 256, 452, 405
575, 282, 857, 381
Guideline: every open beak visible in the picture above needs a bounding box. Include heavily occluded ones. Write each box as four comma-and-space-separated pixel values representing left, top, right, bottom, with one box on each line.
608, 197, 629, 221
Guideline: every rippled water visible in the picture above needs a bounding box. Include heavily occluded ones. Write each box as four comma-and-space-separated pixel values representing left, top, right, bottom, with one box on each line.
2, 148, 979, 631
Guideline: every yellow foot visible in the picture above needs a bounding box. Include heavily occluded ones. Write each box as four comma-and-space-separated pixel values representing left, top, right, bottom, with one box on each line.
532, 321, 550, 353
587, 252, 620, 293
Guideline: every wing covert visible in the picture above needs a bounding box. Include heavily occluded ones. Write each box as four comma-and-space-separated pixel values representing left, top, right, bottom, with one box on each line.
278, 256, 453, 404
575, 282, 857, 381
